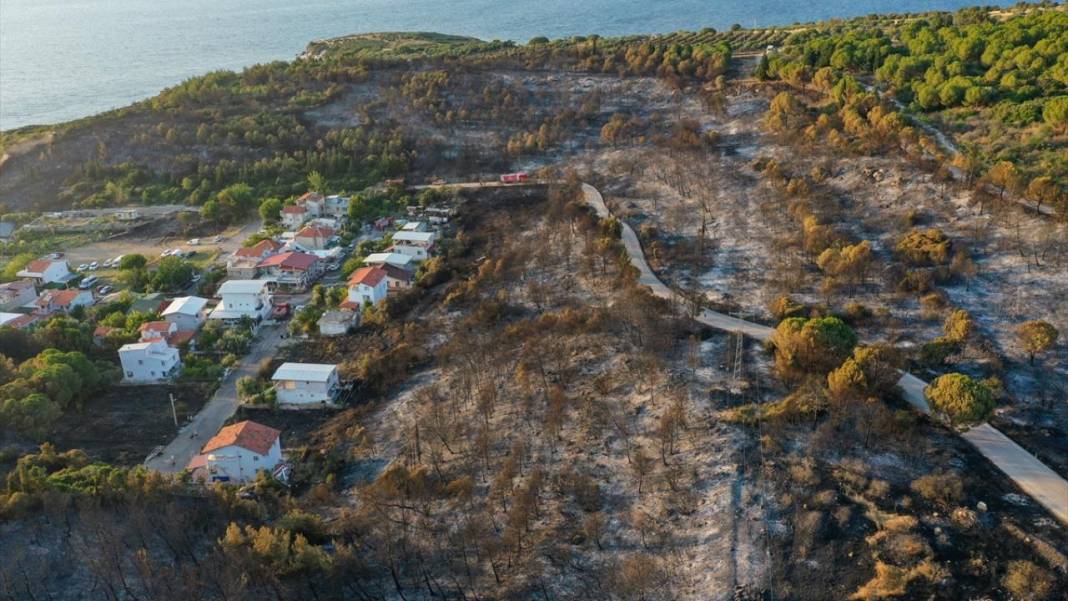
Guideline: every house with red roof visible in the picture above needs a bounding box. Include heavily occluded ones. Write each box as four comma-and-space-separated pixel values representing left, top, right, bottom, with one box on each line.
227, 239, 283, 279
34, 289, 94, 315
256, 251, 321, 291
280, 204, 311, 229
187, 420, 283, 483
294, 225, 335, 250
17, 258, 74, 285
345, 266, 388, 308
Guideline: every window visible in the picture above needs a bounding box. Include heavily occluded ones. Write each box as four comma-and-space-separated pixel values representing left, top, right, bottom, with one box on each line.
253, 456, 259, 461
138, 360, 143, 365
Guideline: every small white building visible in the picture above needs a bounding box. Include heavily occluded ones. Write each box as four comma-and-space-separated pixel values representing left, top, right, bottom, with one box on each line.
323, 195, 350, 219
363, 252, 414, 270
281, 204, 311, 229
391, 231, 436, 262
210, 280, 272, 322
317, 310, 358, 336
400, 221, 427, 232
161, 296, 211, 331
271, 362, 341, 406
17, 258, 74, 285
119, 338, 181, 383
188, 421, 283, 483
345, 267, 388, 307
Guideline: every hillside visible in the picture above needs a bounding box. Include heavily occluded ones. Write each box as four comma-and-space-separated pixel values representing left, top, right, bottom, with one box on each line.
2, 7, 1068, 601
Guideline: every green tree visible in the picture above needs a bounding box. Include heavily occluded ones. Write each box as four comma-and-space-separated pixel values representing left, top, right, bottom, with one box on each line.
119, 254, 148, 270
924, 373, 995, 425
1, 253, 35, 282
1042, 96, 1068, 133
258, 198, 283, 224
307, 171, 326, 194
150, 257, 194, 292
771, 316, 857, 379
1016, 320, 1058, 365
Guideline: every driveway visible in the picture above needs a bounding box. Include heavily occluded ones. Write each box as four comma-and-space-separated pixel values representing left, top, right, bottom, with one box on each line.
582, 183, 1068, 526
145, 322, 288, 472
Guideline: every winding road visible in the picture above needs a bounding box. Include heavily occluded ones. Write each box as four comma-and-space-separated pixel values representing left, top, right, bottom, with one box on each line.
582, 183, 1068, 525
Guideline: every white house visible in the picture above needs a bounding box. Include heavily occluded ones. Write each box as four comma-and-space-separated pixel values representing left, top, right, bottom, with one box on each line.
280, 204, 311, 229
188, 421, 283, 483
271, 363, 341, 406
119, 338, 182, 383
317, 310, 358, 336
0, 280, 37, 311
363, 252, 414, 270
17, 258, 74, 285
390, 231, 436, 261
161, 296, 211, 331
400, 221, 427, 232
344, 267, 388, 308
294, 225, 335, 250
323, 195, 350, 219
209, 280, 272, 322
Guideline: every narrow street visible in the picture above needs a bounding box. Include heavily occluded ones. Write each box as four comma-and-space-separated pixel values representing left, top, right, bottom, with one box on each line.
145, 323, 288, 473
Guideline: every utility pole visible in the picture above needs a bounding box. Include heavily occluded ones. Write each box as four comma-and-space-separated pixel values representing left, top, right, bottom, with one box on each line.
169, 393, 179, 428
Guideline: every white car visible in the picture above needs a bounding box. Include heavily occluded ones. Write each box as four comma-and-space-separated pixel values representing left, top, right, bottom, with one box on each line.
188, 238, 200, 246
102, 259, 113, 268
78, 263, 89, 271
88, 261, 99, 270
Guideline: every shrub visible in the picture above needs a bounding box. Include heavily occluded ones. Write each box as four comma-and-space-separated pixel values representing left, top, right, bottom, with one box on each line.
896, 228, 951, 266
1016, 320, 1058, 365
924, 373, 995, 425
910, 471, 964, 508
1002, 560, 1054, 601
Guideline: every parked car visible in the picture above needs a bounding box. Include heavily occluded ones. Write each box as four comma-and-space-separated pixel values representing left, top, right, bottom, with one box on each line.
326, 262, 339, 271
78, 275, 99, 289
187, 238, 200, 246
88, 261, 99, 270
211, 235, 223, 243
97, 285, 114, 295
102, 259, 113, 268
78, 263, 89, 271
113, 255, 125, 265
191, 273, 202, 283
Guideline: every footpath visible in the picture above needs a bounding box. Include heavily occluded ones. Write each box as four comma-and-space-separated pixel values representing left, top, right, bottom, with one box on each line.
582, 183, 1068, 525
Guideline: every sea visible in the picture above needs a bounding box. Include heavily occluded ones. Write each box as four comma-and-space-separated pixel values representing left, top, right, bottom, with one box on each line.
0, 0, 1012, 131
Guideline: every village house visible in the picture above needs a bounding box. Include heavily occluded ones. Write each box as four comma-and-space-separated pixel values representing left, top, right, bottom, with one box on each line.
322, 194, 350, 219
379, 263, 414, 290
280, 204, 310, 229
293, 225, 335, 250
17, 258, 75, 286
188, 421, 283, 484
390, 230, 436, 261
33, 289, 94, 315
0, 280, 36, 311
363, 252, 414, 270
256, 251, 321, 291
209, 280, 272, 322
227, 239, 282, 278
161, 296, 211, 331
1, 314, 37, 330
271, 362, 341, 406
93, 325, 119, 346
139, 320, 178, 341
344, 266, 388, 308
119, 338, 182, 383
317, 310, 358, 336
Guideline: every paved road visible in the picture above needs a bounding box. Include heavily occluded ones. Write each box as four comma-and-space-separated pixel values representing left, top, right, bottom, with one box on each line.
582, 183, 1068, 525
145, 323, 287, 472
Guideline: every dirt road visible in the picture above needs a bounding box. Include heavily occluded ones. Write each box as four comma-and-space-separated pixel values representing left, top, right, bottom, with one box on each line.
145, 323, 287, 472
582, 183, 1068, 526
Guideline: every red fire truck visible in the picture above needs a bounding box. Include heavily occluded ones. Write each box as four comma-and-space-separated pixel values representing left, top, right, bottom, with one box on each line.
499, 172, 529, 184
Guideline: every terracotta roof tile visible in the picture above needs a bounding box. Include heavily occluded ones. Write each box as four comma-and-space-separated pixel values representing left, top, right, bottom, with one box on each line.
348, 266, 387, 287
201, 421, 280, 456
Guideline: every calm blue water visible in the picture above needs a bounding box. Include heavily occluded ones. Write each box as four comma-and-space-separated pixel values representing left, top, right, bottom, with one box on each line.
0, 0, 1011, 130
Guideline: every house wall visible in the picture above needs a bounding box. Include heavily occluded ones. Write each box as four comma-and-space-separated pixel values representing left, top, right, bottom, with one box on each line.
164, 311, 206, 332
205, 439, 282, 483
120, 346, 181, 383
274, 375, 338, 405
392, 243, 430, 261
347, 280, 387, 305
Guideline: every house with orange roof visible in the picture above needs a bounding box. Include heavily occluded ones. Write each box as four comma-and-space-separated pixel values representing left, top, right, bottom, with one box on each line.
34, 289, 94, 315
256, 251, 321, 291
345, 266, 388, 308
280, 204, 311, 229
17, 258, 74, 285
227, 239, 283, 278
294, 224, 336, 250
187, 420, 283, 483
